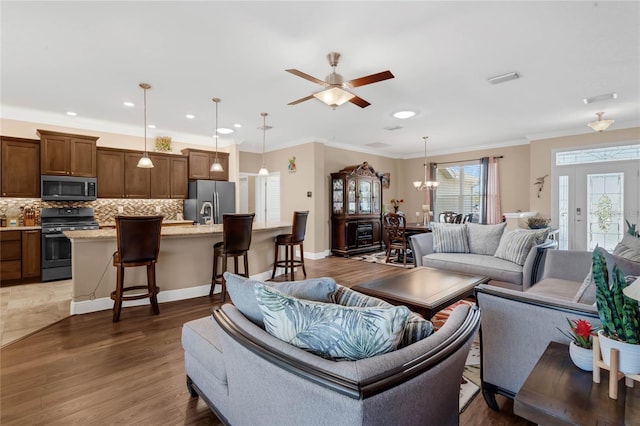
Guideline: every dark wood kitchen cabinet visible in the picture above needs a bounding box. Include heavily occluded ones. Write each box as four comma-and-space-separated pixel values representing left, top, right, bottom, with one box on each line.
181, 148, 229, 181
124, 152, 150, 198
38, 129, 98, 177
330, 162, 383, 257
0, 229, 41, 284
1, 136, 40, 198
149, 153, 188, 199
96, 148, 125, 198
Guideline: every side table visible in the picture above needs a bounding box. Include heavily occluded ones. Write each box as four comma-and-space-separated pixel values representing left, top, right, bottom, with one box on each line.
514, 341, 640, 425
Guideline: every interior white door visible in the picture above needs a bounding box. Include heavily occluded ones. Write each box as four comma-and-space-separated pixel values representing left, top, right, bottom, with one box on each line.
255, 173, 281, 223
557, 160, 639, 251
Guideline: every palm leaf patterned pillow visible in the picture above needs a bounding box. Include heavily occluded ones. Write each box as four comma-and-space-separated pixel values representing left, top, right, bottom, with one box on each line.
255, 283, 410, 360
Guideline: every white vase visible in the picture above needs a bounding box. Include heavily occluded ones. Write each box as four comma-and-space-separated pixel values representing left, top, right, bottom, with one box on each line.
598, 329, 640, 375
569, 341, 593, 371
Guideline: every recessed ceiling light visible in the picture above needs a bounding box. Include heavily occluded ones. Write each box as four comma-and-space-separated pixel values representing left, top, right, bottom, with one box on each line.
147, 124, 156, 129
123, 101, 135, 107
487, 72, 520, 85
233, 123, 242, 128
583, 92, 617, 104
185, 114, 195, 119
217, 128, 234, 134
393, 111, 416, 119
66, 111, 77, 116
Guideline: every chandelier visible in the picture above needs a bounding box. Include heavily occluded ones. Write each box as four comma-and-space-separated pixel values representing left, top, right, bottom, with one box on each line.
413, 136, 439, 191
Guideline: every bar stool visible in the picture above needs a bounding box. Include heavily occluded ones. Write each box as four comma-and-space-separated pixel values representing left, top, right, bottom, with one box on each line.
211, 213, 255, 301
111, 215, 163, 323
271, 211, 309, 280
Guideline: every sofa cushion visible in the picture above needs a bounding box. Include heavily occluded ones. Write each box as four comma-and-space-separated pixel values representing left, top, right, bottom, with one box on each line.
573, 271, 596, 304
333, 285, 433, 347
527, 278, 583, 302
255, 283, 410, 361
494, 229, 539, 266
224, 272, 337, 326
466, 222, 507, 255
613, 234, 640, 262
432, 223, 469, 253
424, 253, 523, 285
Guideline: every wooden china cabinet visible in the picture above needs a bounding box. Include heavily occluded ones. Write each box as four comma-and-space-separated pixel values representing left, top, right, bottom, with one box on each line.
330, 162, 383, 256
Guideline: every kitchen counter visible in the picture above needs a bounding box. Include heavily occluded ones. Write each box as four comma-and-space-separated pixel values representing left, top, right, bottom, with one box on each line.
66, 221, 292, 314
98, 219, 195, 229
0, 226, 41, 231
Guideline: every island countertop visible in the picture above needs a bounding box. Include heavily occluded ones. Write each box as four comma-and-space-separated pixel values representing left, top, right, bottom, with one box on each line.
65, 221, 291, 240
67, 221, 292, 314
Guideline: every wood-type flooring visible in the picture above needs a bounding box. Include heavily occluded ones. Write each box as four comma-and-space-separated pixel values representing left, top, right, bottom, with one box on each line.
1, 255, 533, 425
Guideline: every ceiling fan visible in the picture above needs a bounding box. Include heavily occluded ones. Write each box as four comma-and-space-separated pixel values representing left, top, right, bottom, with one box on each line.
286, 52, 394, 109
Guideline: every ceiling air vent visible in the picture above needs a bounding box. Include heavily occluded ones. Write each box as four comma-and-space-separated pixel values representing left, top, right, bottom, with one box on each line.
487, 72, 520, 85
384, 125, 402, 131
366, 142, 391, 148
583, 92, 617, 104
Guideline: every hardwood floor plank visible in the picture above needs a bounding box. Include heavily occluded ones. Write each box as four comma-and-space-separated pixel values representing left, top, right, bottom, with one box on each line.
1, 256, 531, 425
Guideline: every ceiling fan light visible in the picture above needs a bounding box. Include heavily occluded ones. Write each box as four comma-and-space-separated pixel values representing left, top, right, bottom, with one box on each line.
313, 87, 355, 107
588, 112, 614, 132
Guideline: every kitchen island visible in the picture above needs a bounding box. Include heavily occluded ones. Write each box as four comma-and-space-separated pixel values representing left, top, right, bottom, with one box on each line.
65, 222, 290, 314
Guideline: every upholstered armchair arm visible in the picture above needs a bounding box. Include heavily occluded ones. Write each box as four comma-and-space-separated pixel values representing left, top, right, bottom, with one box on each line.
541, 249, 592, 282
521, 239, 558, 289
475, 284, 598, 408
408, 233, 434, 267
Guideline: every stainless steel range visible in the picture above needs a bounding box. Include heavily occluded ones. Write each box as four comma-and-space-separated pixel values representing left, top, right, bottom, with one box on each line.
41, 207, 99, 281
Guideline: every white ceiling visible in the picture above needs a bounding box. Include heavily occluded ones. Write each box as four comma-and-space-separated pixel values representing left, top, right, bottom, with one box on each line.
2, 1, 639, 159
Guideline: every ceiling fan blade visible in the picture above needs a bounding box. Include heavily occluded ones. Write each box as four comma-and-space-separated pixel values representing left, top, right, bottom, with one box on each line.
349, 96, 371, 108
347, 70, 395, 88
287, 94, 315, 105
285, 69, 328, 86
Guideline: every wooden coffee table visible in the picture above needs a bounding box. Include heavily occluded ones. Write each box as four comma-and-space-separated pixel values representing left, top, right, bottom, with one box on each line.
515, 341, 640, 425
351, 266, 488, 318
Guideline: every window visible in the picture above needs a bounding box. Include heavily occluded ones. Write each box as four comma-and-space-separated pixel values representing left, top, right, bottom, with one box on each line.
434, 161, 482, 221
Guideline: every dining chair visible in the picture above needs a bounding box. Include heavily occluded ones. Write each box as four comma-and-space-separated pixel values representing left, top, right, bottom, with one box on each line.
439, 211, 460, 223
383, 212, 409, 266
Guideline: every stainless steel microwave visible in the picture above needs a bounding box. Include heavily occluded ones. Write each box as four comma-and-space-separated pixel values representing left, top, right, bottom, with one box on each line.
41, 175, 97, 201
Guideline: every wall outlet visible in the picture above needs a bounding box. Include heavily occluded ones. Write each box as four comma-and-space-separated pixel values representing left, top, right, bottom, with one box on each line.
117, 206, 124, 214
155, 206, 161, 213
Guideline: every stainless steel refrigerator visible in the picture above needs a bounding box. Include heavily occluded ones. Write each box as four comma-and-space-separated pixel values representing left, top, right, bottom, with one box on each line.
183, 180, 236, 224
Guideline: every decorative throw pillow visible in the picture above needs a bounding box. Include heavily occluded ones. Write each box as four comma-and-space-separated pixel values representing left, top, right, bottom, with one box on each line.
431, 223, 469, 253
573, 270, 596, 304
494, 229, 539, 266
333, 285, 433, 347
255, 283, 410, 361
613, 234, 640, 262
465, 222, 507, 255
596, 246, 640, 283
224, 272, 337, 326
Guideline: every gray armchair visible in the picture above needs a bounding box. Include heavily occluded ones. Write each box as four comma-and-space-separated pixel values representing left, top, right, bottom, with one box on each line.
184, 302, 480, 425
475, 249, 598, 409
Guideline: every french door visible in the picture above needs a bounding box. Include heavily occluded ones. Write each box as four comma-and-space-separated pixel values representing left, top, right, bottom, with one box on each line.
555, 160, 639, 250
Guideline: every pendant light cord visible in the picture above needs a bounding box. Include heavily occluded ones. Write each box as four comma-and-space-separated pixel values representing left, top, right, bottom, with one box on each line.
261, 112, 267, 167
214, 98, 220, 162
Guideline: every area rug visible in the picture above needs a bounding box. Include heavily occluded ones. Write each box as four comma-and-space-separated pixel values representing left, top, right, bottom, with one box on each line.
350, 251, 415, 269
432, 299, 480, 413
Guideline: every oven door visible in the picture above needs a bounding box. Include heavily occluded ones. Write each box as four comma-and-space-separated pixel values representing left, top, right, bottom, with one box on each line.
41, 232, 72, 269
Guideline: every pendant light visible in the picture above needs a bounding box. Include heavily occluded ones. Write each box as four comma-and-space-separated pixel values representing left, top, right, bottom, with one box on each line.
413, 136, 439, 191
136, 83, 154, 168
258, 112, 269, 176
210, 98, 224, 172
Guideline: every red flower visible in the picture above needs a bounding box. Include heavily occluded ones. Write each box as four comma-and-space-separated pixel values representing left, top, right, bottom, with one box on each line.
573, 319, 593, 340
558, 318, 597, 349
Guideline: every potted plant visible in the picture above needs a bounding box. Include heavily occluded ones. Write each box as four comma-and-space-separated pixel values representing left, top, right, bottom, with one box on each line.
526, 216, 551, 229
592, 249, 640, 374
557, 318, 597, 371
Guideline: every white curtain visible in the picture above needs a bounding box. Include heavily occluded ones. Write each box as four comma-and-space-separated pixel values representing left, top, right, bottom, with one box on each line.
486, 157, 502, 224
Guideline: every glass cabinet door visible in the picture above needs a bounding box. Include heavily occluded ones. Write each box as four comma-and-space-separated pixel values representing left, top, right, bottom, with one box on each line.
332, 178, 344, 214
347, 179, 356, 214
358, 180, 372, 214
372, 180, 380, 214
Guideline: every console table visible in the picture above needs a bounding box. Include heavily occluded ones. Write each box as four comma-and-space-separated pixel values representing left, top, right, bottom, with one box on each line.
514, 341, 640, 425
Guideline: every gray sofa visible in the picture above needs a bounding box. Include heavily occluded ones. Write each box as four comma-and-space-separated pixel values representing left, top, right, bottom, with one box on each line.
475, 249, 599, 408
409, 223, 556, 290
182, 285, 480, 425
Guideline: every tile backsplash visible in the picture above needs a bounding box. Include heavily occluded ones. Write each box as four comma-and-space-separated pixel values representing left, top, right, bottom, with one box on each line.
0, 198, 185, 226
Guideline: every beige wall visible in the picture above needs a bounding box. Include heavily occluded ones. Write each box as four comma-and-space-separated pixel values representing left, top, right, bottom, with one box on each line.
529, 127, 640, 217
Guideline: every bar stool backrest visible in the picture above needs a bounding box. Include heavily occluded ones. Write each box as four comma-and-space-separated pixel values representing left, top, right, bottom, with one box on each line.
115, 215, 163, 264
291, 211, 309, 243
223, 213, 255, 253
